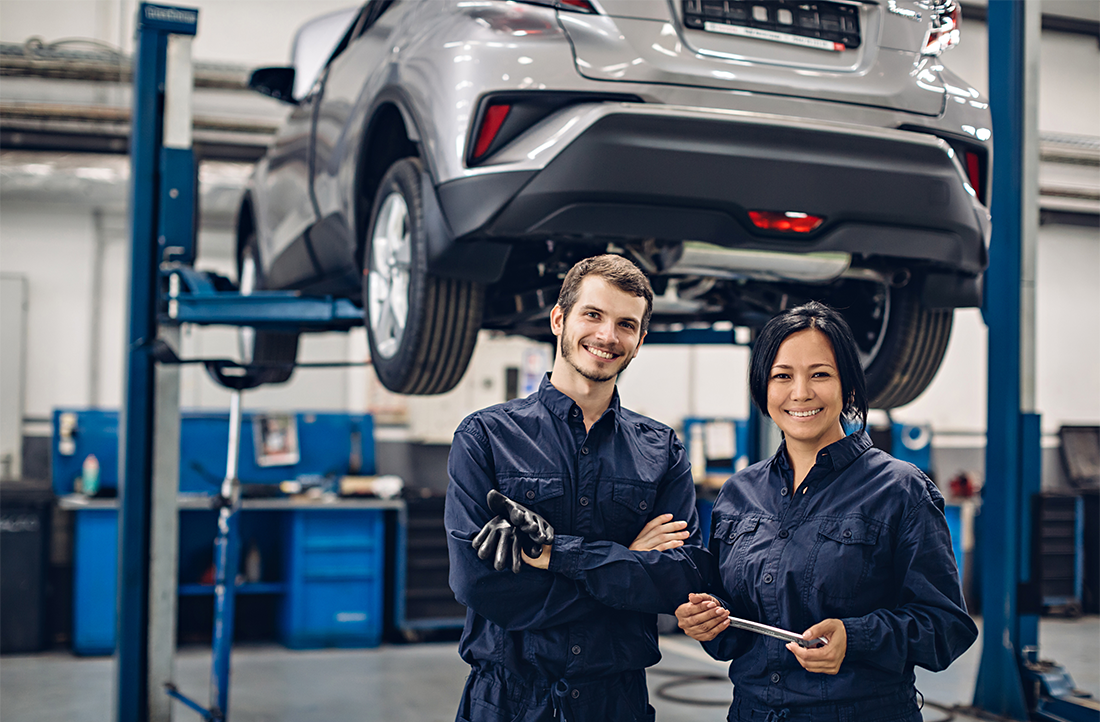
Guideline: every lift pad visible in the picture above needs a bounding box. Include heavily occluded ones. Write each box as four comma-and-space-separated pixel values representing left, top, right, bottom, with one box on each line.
162, 266, 364, 332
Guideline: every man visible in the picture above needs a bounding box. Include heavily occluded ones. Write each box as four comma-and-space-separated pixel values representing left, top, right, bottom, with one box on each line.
445, 255, 709, 722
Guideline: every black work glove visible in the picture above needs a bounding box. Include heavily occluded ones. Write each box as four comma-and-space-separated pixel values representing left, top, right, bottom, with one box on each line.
487, 489, 554, 553
472, 516, 524, 573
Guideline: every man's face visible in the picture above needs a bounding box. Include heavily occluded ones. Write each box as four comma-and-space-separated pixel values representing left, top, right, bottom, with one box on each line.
553, 276, 646, 383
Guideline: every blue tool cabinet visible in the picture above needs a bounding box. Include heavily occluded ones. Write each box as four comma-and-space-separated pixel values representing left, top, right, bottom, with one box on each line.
281, 510, 384, 649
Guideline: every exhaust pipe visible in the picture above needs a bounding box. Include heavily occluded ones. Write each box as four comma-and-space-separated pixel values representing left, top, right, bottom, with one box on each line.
668, 242, 852, 283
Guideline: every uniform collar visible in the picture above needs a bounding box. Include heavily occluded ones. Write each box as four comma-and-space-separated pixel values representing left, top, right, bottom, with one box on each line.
772, 430, 873, 472
537, 373, 621, 429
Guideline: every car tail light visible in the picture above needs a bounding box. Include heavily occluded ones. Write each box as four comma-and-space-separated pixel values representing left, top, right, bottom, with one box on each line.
964, 151, 981, 196
472, 104, 512, 160
467, 91, 642, 166
922, 0, 961, 56
748, 211, 825, 234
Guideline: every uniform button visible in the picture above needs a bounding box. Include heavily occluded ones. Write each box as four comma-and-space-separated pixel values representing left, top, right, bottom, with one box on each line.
843, 529, 852, 539
571, 645, 581, 655
763, 573, 773, 584
639, 501, 648, 511
728, 533, 736, 542
571, 689, 581, 699
571, 409, 579, 417
778, 530, 789, 539
771, 672, 781, 684
780, 487, 789, 497
581, 447, 589, 455
525, 490, 536, 500
579, 496, 589, 506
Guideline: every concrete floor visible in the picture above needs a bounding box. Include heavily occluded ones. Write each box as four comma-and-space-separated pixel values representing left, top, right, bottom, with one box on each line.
2, 617, 1097, 721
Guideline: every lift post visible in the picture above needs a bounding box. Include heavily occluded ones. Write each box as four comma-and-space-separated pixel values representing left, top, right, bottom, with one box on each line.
975, 2, 1097, 721
119, 4, 197, 722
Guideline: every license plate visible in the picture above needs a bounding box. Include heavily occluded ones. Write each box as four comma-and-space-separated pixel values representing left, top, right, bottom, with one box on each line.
683, 0, 862, 52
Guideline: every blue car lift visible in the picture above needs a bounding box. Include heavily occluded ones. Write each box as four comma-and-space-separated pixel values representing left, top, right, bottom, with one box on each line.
972, 2, 1096, 721
119, 6, 366, 722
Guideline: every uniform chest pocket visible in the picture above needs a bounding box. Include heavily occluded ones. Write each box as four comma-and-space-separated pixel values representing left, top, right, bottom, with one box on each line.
711, 516, 760, 594
606, 480, 658, 543
497, 476, 565, 531
807, 517, 882, 602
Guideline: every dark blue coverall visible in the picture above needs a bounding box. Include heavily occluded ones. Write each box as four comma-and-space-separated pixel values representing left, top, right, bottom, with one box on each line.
703, 431, 977, 721
445, 375, 710, 722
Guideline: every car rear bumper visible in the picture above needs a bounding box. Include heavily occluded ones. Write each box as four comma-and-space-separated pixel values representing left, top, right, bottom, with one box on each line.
436, 104, 990, 277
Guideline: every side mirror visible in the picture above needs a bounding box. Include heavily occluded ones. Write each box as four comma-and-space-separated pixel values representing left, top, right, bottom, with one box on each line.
248, 67, 297, 104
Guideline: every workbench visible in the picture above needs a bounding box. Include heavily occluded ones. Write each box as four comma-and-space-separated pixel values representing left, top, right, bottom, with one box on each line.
59, 495, 405, 655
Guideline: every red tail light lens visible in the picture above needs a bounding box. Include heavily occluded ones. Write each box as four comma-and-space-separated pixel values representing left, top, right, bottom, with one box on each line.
748, 211, 825, 234
964, 151, 981, 196
472, 104, 512, 160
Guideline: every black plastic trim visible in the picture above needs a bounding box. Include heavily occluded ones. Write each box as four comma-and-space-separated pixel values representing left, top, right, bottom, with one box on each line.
471, 112, 988, 274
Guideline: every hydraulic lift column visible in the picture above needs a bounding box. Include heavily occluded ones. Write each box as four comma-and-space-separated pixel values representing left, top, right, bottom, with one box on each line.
972, 0, 1043, 718
118, 5, 197, 722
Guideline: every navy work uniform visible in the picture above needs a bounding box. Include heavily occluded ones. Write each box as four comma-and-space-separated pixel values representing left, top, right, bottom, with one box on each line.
704, 431, 977, 722
446, 375, 710, 722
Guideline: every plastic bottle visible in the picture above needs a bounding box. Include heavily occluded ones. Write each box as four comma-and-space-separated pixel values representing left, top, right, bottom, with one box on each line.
81, 454, 100, 497
244, 541, 262, 583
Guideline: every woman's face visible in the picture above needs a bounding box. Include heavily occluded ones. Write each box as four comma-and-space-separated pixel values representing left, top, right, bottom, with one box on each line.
766, 327, 847, 452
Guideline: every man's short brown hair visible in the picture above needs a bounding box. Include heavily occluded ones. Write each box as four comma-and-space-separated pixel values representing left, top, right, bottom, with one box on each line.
557, 255, 654, 335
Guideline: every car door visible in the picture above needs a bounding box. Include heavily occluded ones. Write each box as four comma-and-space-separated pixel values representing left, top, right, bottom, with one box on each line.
308, 0, 401, 282
255, 7, 360, 290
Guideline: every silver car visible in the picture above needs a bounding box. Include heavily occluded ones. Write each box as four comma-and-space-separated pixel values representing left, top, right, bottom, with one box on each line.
240, 0, 990, 407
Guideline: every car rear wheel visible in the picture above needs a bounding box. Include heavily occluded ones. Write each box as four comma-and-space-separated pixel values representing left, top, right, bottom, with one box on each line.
845, 281, 953, 410
363, 157, 484, 395
236, 234, 299, 385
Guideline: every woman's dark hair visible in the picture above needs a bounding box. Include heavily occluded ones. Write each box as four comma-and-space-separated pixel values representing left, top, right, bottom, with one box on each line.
749, 301, 868, 432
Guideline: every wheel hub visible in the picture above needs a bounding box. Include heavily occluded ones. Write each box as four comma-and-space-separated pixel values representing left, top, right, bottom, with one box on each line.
238, 249, 257, 361
368, 192, 412, 359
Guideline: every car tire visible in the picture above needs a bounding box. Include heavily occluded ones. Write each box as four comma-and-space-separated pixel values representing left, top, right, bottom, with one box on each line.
858, 283, 953, 410
363, 157, 484, 395
236, 234, 299, 385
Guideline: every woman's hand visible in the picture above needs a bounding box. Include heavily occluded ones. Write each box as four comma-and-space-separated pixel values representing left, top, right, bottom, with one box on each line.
786, 618, 847, 674
629, 514, 690, 552
675, 593, 730, 641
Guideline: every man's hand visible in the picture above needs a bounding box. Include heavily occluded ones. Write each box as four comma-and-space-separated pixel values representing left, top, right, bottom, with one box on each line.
675, 592, 730, 641
471, 516, 523, 573
522, 544, 552, 570
486, 489, 554, 556
786, 618, 847, 674
629, 513, 690, 551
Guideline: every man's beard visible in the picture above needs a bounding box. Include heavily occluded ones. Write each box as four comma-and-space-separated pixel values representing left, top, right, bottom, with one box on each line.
559, 321, 635, 383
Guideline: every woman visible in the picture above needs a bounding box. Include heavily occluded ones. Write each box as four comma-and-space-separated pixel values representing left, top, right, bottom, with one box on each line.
676, 302, 976, 721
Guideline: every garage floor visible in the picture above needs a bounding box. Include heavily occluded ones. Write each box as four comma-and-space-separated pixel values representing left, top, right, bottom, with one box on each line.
2, 616, 1096, 721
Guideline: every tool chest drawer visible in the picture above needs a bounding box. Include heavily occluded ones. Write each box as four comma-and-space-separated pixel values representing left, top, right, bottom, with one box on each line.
280, 509, 384, 648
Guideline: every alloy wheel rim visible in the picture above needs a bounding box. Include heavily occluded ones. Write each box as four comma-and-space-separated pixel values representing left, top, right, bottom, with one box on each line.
368, 191, 411, 360
854, 282, 891, 370
238, 249, 257, 361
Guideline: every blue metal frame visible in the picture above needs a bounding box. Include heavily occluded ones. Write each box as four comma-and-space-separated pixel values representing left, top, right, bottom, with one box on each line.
164, 267, 364, 331
119, 5, 197, 721
972, 0, 1034, 716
